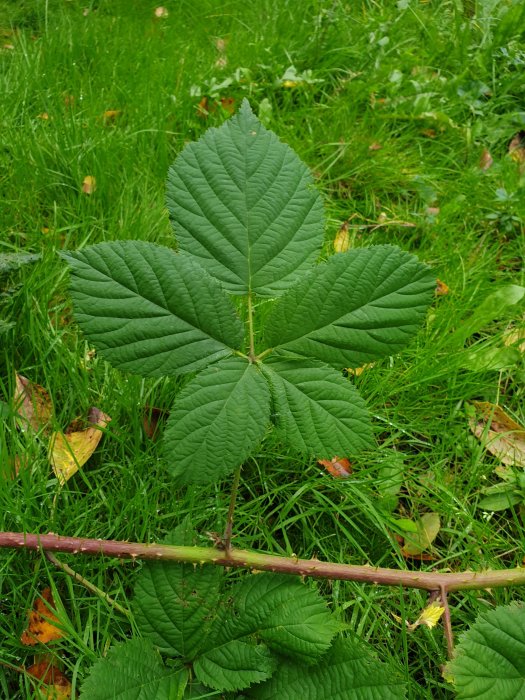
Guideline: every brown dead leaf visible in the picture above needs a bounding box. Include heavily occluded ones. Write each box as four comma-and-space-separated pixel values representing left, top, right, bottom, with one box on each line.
196, 96, 209, 118
21, 589, 64, 646
14, 374, 53, 433
49, 407, 111, 484
435, 279, 450, 296
479, 148, 493, 171
143, 405, 169, 441
368, 141, 382, 151
401, 513, 440, 557
333, 221, 350, 253
27, 660, 72, 699
421, 128, 437, 138
318, 456, 352, 479
426, 206, 440, 217
102, 109, 121, 123
468, 401, 525, 467
81, 176, 96, 195
220, 97, 235, 115
508, 131, 525, 166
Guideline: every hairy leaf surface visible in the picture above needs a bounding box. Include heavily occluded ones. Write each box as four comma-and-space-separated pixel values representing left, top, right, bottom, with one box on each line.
264, 246, 435, 368
249, 637, 406, 699
194, 640, 275, 692
64, 241, 243, 377
262, 359, 373, 457
133, 525, 222, 659
164, 357, 270, 484
213, 573, 343, 665
446, 603, 525, 699
166, 99, 323, 296
81, 638, 188, 700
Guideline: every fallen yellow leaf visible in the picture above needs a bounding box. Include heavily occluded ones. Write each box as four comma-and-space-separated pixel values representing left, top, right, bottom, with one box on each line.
468, 401, 525, 467
14, 374, 53, 433
21, 588, 64, 646
333, 221, 350, 253
435, 279, 450, 296
49, 407, 111, 484
346, 363, 375, 377
405, 601, 446, 632
81, 176, 96, 195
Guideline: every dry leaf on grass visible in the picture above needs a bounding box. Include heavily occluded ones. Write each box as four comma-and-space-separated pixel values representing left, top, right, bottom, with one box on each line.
102, 109, 121, 123
14, 374, 53, 433
81, 176, 96, 195
27, 660, 72, 699
508, 131, 525, 166
333, 221, 350, 253
49, 407, 111, 484
435, 279, 450, 296
346, 363, 375, 377
479, 148, 493, 171
21, 588, 64, 646
468, 401, 525, 467
318, 456, 352, 478
142, 405, 169, 441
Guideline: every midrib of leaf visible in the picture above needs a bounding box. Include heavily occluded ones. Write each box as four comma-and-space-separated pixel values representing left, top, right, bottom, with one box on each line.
75, 248, 237, 349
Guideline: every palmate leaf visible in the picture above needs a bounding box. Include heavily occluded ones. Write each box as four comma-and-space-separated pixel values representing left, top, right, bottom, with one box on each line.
211, 574, 343, 665
164, 357, 270, 485
248, 637, 406, 700
81, 638, 188, 700
166, 99, 323, 297
263, 245, 435, 368
133, 524, 222, 660
64, 241, 243, 377
262, 358, 372, 458
446, 603, 525, 699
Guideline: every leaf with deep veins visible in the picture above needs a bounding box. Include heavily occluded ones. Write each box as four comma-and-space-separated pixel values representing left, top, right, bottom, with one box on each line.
166, 99, 323, 296
164, 357, 271, 484
64, 241, 244, 377
262, 358, 372, 458
263, 245, 435, 368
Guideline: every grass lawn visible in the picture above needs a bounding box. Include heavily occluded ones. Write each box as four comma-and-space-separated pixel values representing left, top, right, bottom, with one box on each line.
1, 0, 525, 697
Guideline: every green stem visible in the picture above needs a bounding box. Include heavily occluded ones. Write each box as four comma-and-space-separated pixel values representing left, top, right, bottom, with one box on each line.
223, 464, 242, 551
247, 292, 255, 361
45, 551, 131, 618
3, 530, 525, 593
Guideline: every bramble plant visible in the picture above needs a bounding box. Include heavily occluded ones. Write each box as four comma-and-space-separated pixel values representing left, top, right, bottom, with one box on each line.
4, 101, 525, 699
64, 99, 435, 487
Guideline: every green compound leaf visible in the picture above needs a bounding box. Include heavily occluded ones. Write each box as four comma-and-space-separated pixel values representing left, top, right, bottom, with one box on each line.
81, 638, 188, 700
262, 358, 373, 458
133, 524, 222, 660
164, 357, 271, 485
194, 640, 275, 692
213, 573, 343, 665
446, 603, 525, 699
64, 241, 243, 377
248, 637, 406, 700
166, 99, 323, 297
263, 245, 435, 368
